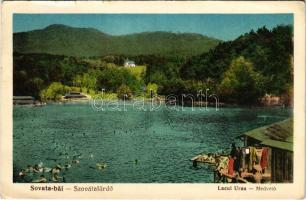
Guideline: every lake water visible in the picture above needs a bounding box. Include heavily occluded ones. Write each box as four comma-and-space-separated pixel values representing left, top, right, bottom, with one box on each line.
13, 102, 292, 183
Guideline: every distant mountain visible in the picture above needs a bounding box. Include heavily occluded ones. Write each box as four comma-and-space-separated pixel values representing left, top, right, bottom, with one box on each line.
13, 24, 221, 57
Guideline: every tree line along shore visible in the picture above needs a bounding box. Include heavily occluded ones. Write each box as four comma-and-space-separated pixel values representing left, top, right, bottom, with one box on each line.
13, 25, 293, 106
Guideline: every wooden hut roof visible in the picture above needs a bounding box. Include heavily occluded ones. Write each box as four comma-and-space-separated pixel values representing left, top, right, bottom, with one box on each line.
13, 96, 34, 100
243, 118, 293, 151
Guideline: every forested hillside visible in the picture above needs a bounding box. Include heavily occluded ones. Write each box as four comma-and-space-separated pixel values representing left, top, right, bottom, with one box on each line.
146, 25, 293, 104
13, 25, 293, 105
13, 24, 220, 57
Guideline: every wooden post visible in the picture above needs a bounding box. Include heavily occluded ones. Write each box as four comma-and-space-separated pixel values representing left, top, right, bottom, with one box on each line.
193, 160, 197, 168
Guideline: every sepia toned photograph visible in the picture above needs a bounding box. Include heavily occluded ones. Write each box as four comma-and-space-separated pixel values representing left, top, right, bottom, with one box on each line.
0, 1, 305, 199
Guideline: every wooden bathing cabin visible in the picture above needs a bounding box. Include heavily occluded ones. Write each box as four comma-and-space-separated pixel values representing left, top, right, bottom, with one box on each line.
239, 118, 293, 183
191, 118, 293, 183
63, 92, 88, 100
13, 96, 35, 105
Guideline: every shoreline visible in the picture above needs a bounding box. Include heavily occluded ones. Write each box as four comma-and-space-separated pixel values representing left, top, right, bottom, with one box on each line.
13, 99, 292, 109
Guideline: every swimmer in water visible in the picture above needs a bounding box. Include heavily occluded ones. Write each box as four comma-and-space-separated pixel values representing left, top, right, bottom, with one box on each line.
72, 156, 80, 164
26, 165, 33, 173
65, 163, 72, 170
33, 164, 43, 173
25, 165, 34, 177
96, 162, 107, 170
18, 169, 26, 179
33, 175, 47, 183
51, 165, 62, 182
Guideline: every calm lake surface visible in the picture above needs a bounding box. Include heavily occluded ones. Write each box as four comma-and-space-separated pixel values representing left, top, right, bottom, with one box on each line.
13, 102, 292, 183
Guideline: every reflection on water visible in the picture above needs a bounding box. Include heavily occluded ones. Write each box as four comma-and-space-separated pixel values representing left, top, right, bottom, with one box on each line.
13, 103, 292, 183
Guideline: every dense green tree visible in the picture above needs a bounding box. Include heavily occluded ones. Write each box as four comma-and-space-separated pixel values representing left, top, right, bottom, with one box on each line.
116, 84, 132, 100
145, 83, 158, 98
97, 67, 140, 93
219, 56, 264, 104
40, 82, 71, 100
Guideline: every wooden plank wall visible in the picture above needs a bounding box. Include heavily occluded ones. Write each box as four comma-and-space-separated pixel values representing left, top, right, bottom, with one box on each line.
271, 149, 293, 183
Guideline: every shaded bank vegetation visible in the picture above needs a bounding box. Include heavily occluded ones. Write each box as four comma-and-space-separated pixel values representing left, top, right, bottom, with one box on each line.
13, 25, 293, 105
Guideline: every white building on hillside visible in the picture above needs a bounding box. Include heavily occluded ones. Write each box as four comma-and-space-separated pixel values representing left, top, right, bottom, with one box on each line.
124, 59, 136, 67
